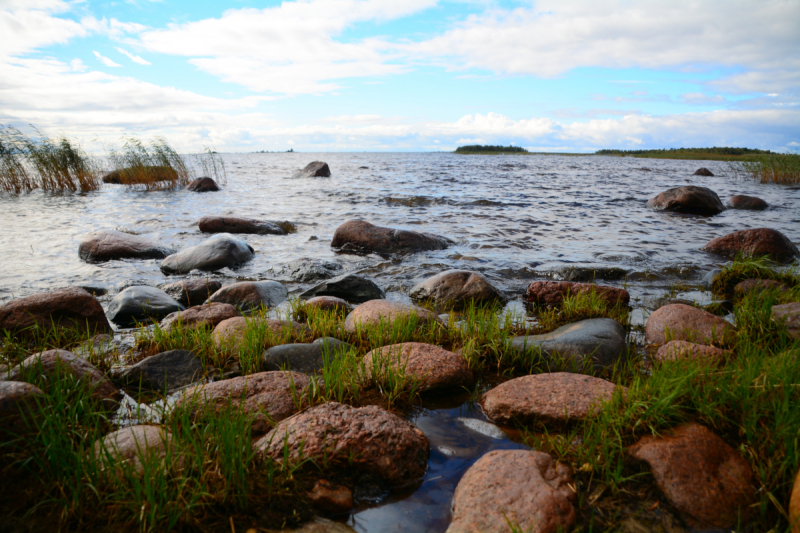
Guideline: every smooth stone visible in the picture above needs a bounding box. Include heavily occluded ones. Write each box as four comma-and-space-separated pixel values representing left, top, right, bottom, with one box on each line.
119, 349, 203, 392
645, 304, 736, 346
331, 220, 452, 255
771, 302, 800, 339
363, 342, 474, 393
647, 186, 725, 215
727, 194, 768, 210
313, 337, 355, 354
283, 258, 343, 283
198, 216, 294, 235
160, 233, 255, 274
703, 228, 799, 262
102, 165, 177, 184
0, 287, 111, 336
628, 423, 757, 528
94, 425, 173, 474
733, 278, 788, 300
343, 300, 442, 334
208, 281, 288, 313
301, 273, 384, 304
306, 479, 354, 515
159, 302, 239, 331
263, 339, 355, 373
162, 279, 222, 307
456, 418, 507, 440
653, 340, 729, 364
186, 177, 219, 192
78, 230, 172, 262
306, 296, 350, 314
211, 317, 310, 348
525, 280, 630, 308
694, 167, 714, 176
293, 161, 331, 178
510, 318, 626, 368
409, 270, 506, 310
0, 381, 44, 439
700, 268, 722, 290
447, 449, 576, 533
107, 286, 184, 328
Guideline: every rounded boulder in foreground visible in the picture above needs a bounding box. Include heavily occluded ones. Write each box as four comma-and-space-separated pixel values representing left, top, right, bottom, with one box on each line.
331, 220, 452, 255
160, 233, 255, 275
79, 230, 172, 262
256, 402, 429, 488
645, 303, 736, 346
0, 287, 111, 336
343, 299, 442, 334
447, 449, 576, 533
703, 228, 799, 262
363, 342, 473, 393
409, 270, 506, 310
646, 186, 724, 215
480, 372, 620, 425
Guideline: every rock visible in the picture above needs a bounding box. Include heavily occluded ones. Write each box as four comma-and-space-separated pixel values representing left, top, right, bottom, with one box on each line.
771, 302, 800, 339
645, 304, 736, 346
179, 371, 310, 435
211, 317, 310, 348
283, 258, 343, 283
162, 279, 222, 307
305, 296, 350, 314
256, 402, 429, 488
293, 161, 331, 178
363, 342, 473, 393
733, 278, 788, 300
343, 300, 442, 334
94, 425, 173, 474
525, 280, 630, 308
107, 286, 184, 328
653, 340, 729, 364
0, 381, 44, 438
510, 318, 626, 369
301, 273, 384, 304
727, 194, 768, 210
78, 230, 172, 262
3, 349, 121, 407
447, 449, 576, 533
198, 216, 294, 235
481, 372, 620, 425
160, 234, 255, 274
331, 220, 453, 255
790, 469, 800, 533
555, 265, 629, 282
159, 302, 239, 331
263, 338, 356, 374
693, 167, 714, 176
102, 165, 177, 184
700, 269, 722, 290
645, 297, 695, 311
0, 287, 111, 336
307, 479, 354, 514
646, 186, 725, 215
208, 281, 288, 313
409, 270, 506, 310
186, 177, 219, 192
119, 349, 203, 392
704, 228, 799, 262
628, 423, 757, 528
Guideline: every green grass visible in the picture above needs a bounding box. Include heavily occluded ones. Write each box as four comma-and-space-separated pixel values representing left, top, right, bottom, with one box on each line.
740, 153, 800, 185
597, 147, 772, 161
711, 255, 799, 299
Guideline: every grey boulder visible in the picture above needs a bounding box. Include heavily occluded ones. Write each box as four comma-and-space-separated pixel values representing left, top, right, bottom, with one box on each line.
79, 230, 172, 263
119, 349, 203, 392
263, 338, 354, 374
300, 273, 384, 304
293, 161, 331, 178
107, 286, 184, 327
208, 281, 288, 313
283, 258, 343, 282
162, 279, 222, 307
160, 234, 254, 275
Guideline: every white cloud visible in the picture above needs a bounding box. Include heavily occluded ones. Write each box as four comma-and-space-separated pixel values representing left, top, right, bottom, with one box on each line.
116, 47, 151, 65
680, 93, 726, 105
93, 50, 121, 67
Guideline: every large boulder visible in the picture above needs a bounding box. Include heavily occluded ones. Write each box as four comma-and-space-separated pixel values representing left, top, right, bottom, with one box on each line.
481, 372, 620, 425
771, 302, 800, 339
343, 300, 442, 334
525, 280, 629, 308
211, 317, 310, 348
160, 234, 255, 274
510, 318, 626, 369
693, 167, 714, 176
186, 177, 219, 192
283, 258, 343, 283
646, 186, 725, 215
263, 338, 354, 374
198, 216, 294, 235
645, 304, 736, 346
293, 161, 331, 178
102, 165, 177, 184
363, 342, 473, 393
0, 381, 44, 439
628, 423, 757, 528
94, 425, 174, 474
0, 287, 111, 336
208, 281, 288, 313
703, 228, 799, 262
78, 230, 172, 262
409, 270, 506, 310
159, 302, 239, 331
653, 340, 729, 364
331, 220, 452, 255
107, 286, 184, 328
727, 194, 768, 210
255, 402, 429, 488
162, 279, 222, 307
447, 450, 576, 533
119, 349, 203, 392
300, 273, 384, 304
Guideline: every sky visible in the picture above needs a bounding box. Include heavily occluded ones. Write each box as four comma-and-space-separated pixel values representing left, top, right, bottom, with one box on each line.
0, 0, 799, 153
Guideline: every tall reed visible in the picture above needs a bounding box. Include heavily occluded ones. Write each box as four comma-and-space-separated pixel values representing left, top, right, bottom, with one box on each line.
107, 136, 191, 190
740, 153, 800, 185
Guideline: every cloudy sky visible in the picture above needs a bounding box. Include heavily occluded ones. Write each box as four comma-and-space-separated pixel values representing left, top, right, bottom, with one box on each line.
1, 0, 798, 153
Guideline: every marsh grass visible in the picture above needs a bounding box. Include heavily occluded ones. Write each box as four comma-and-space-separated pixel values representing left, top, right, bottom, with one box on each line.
193, 147, 228, 186
107, 136, 191, 190
741, 153, 800, 185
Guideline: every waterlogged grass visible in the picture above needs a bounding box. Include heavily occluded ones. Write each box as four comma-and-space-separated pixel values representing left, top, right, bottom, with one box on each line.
107, 136, 191, 190
534, 288, 631, 332
741, 153, 800, 185
711, 255, 799, 299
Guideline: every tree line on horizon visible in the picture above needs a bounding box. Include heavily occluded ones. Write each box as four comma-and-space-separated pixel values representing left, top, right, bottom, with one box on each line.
595, 147, 772, 156
455, 145, 529, 154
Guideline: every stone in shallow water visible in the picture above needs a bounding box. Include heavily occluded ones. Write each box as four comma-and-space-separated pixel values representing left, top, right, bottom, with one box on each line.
727, 194, 768, 210
284, 258, 343, 282
160, 233, 255, 274
331, 220, 453, 255
208, 281, 288, 313
703, 228, 799, 262
525, 280, 629, 308
644, 303, 736, 346
107, 286, 184, 327
456, 417, 507, 440
185, 177, 219, 192
198, 216, 293, 235
647, 185, 724, 215
293, 161, 331, 178
159, 302, 239, 331
162, 279, 222, 307
409, 269, 506, 310
79, 230, 172, 262
301, 273, 384, 304
119, 349, 203, 392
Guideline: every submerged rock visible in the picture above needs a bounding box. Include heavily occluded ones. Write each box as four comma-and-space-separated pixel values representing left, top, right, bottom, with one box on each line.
771, 302, 800, 339
331, 220, 453, 255
160, 234, 255, 274
293, 161, 331, 178
727, 194, 768, 210
525, 280, 630, 308
301, 273, 385, 304
693, 167, 714, 176
0, 381, 44, 439
198, 216, 293, 235
186, 177, 219, 192
343, 300, 442, 334
107, 286, 184, 327
647, 186, 725, 215
363, 342, 473, 393
79, 230, 172, 262
159, 302, 239, 331
703, 228, 799, 262
119, 350, 203, 392
645, 303, 736, 346
0, 287, 111, 336
409, 270, 506, 310
208, 281, 288, 313
284, 258, 343, 282
162, 279, 222, 307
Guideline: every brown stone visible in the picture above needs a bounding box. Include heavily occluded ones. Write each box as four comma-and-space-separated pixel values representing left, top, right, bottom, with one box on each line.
343, 300, 442, 334
727, 194, 768, 210
0, 287, 111, 336
772, 302, 800, 340
159, 302, 239, 331
694, 167, 714, 176
78, 230, 171, 262
480, 372, 620, 425
628, 423, 757, 528
307, 479, 353, 514
646, 186, 724, 215
186, 177, 219, 192
653, 340, 729, 364
211, 317, 310, 348
256, 402, 429, 488
207, 281, 288, 313
703, 228, 799, 262
0, 381, 44, 438
198, 216, 293, 235
447, 449, 576, 533
162, 279, 222, 307
409, 270, 506, 310
363, 342, 473, 393
306, 296, 349, 314
644, 304, 736, 346
733, 278, 788, 300
331, 220, 452, 255
179, 371, 310, 435
790, 468, 800, 533
94, 425, 174, 474
524, 280, 630, 308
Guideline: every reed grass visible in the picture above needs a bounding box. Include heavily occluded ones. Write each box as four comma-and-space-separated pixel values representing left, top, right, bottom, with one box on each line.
741, 153, 800, 185
107, 136, 191, 190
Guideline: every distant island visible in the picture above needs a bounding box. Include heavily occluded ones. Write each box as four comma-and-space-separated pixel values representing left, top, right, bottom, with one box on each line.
595, 147, 772, 161
454, 145, 529, 154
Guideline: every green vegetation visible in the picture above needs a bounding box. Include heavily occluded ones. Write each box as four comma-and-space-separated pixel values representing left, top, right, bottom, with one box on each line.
596, 147, 772, 161
740, 153, 800, 185
455, 145, 529, 154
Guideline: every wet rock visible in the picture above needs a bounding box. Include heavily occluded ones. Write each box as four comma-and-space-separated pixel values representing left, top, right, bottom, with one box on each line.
628, 423, 757, 528
556, 265, 629, 282
307, 479, 354, 515
208, 281, 288, 313
306, 296, 350, 314
645, 304, 736, 346
647, 186, 725, 215
0, 381, 44, 439
790, 469, 800, 533
160, 233, 255, 274
481, 372, 620, 425
186, 177, 219, 192
448, 449, 576, 533
733, 278, 788, 300
284, 258, 343, 282
263, 344, 324, 374
510, 318, 626, 369
653, 340, 729, 364
198, 216, 294, 235
693, 167, 714, 176
343, 300, 442, 334
704, 228, 799, 262
107, 286, 184, 328
160, 302, 239, 331
162, 279, 222, 307
256, 402, 429, 488
409, 270, 506, 310
771, 302, 800, 339
456, 418, 507, 440
0, 287, 111, 336
332, 220, 453, 255
727, 194, 768, 210
699, 268, 722, 290
94, 425, 173, 474
211, 317, 310, 348
79, 230, 172, 262
179, 371, 310, 435
119, 349, 203, 392
102, 165, 177, 184
293, 161, 331, 178
363, 342, 473, 393
525, 280, 630, 308
301, 273, 384, 304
